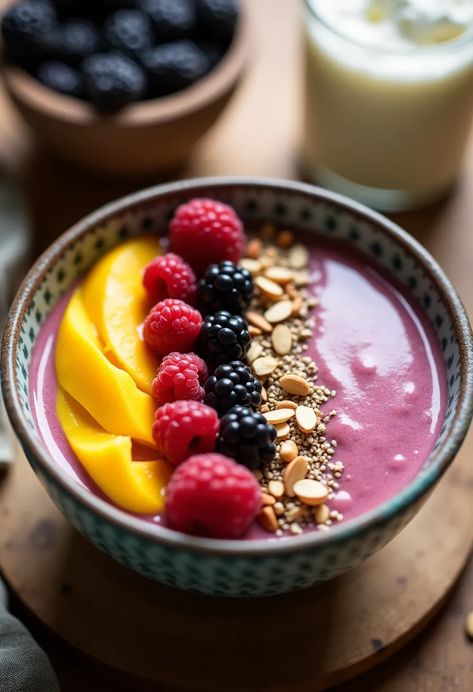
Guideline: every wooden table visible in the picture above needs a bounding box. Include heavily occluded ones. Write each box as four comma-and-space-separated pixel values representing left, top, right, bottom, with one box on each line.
0, 0, 472, 689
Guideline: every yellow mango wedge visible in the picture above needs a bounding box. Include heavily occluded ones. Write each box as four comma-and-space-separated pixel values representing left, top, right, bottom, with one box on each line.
55, 288, 156, 446
82, 235, 160, 394
57, 388, 170, 514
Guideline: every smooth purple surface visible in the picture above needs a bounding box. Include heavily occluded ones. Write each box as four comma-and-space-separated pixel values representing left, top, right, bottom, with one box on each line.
29, 238, 447, 539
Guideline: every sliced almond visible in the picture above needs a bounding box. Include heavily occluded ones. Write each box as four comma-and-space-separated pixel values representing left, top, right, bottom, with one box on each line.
260, 256, 274, 270
314, 504, 330, 524
271, 324, 293, 355
247, 238, 262, 259
258, 506, 278, 533
279, 373, 311, 396
261, 386, 268, 402
255, 275, 284, 301
288, 244, 309, 269
276, 230, 295, 248
286, 506, 306, 522
264, 300, 293, 324
296, 405, 317, 433
248, 325, 262, 337
246, 341, 263, 364
279, 439, 298, 462
268, 479, 285, 498
283, 456, 309, 497
240, 258, 261, 274
285, 282, 298, 299
252, 356, 278, 377
276, 400, 297, 410
294, 479, 329, 506
264, 266, 293, 285
261, 492, 276, 506
245, 311, 273, 333
263, 408, 295, 425
260, 404, 270, 413
292, 295, 303, 317
275, 422, 290, 440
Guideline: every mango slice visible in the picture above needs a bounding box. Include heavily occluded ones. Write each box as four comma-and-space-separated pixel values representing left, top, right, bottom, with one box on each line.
57, 389, 170, 514
82, 235, 160, 394
55, 288, 156, 446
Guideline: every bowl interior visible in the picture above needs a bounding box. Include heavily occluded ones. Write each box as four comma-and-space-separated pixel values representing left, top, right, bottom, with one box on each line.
5, 179, 472, 548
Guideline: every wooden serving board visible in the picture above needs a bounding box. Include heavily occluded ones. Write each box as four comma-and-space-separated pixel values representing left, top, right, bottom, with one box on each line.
0, 445, 471, 692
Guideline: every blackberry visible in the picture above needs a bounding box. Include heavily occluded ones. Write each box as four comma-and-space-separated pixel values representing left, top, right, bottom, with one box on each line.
204, 360, 261, 414
197, 261, 253, 314
1, 0, 57, 64
82, 53, 146, 111
198, 310, 250, 365
142, 40, 208, 97
58, 19, 100, 66
37, 60, 83, 96
217, 405, 277, 469
197, 0, 238, 45
141, 0, 197, 41
195, 40, 224, 71
104, 10, 154, 59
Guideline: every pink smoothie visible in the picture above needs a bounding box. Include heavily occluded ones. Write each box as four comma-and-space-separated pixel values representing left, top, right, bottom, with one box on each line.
29, 238, 447, 539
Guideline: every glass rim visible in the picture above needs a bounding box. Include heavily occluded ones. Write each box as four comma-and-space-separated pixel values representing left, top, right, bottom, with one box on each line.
303, 0, 473, 57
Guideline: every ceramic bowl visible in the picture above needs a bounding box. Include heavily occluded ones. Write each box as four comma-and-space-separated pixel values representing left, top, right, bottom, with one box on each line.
0, 6, 248, 176
2, 178, 473, 596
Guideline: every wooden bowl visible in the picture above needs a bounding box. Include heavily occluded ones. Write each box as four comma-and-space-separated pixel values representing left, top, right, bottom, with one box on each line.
0, 11, 249, 177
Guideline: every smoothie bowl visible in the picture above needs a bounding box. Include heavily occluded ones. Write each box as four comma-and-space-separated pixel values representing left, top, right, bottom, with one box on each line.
2, 178, 472, 596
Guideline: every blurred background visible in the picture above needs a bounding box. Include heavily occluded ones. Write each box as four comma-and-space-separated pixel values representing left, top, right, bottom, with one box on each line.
1, 0, 473, 690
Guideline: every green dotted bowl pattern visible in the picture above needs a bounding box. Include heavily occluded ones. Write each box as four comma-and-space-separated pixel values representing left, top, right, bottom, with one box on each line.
3, 178, 472, 596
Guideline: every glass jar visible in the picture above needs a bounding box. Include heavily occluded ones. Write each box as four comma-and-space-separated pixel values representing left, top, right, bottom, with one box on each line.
302, 0, 473, 211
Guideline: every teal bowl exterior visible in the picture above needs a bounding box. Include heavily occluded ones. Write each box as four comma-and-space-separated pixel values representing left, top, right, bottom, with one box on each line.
3, 178, 473, 596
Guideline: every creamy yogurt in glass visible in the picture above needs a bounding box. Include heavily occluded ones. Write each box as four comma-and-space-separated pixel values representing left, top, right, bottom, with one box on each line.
303, 0, 473, 210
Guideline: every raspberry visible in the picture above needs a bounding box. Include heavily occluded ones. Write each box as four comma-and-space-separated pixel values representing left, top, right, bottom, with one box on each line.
143, 253, 197, 305
165, 453, 261, 538
197, 260, 254, 314
169, 198, 246, 276
152, 352, 207, 405
204, 360, 261, 415
217, 405, 277, 469
198, 310, 250, 365
143, 298, 202, 356
152, 400, 218, 466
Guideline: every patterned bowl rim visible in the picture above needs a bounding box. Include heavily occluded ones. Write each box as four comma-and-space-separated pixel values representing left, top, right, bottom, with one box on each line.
3, 177, 473, 556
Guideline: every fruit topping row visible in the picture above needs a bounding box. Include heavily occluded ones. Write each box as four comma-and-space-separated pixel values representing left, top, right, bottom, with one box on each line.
132, 198, 343, 538
138, 197, 276, 538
